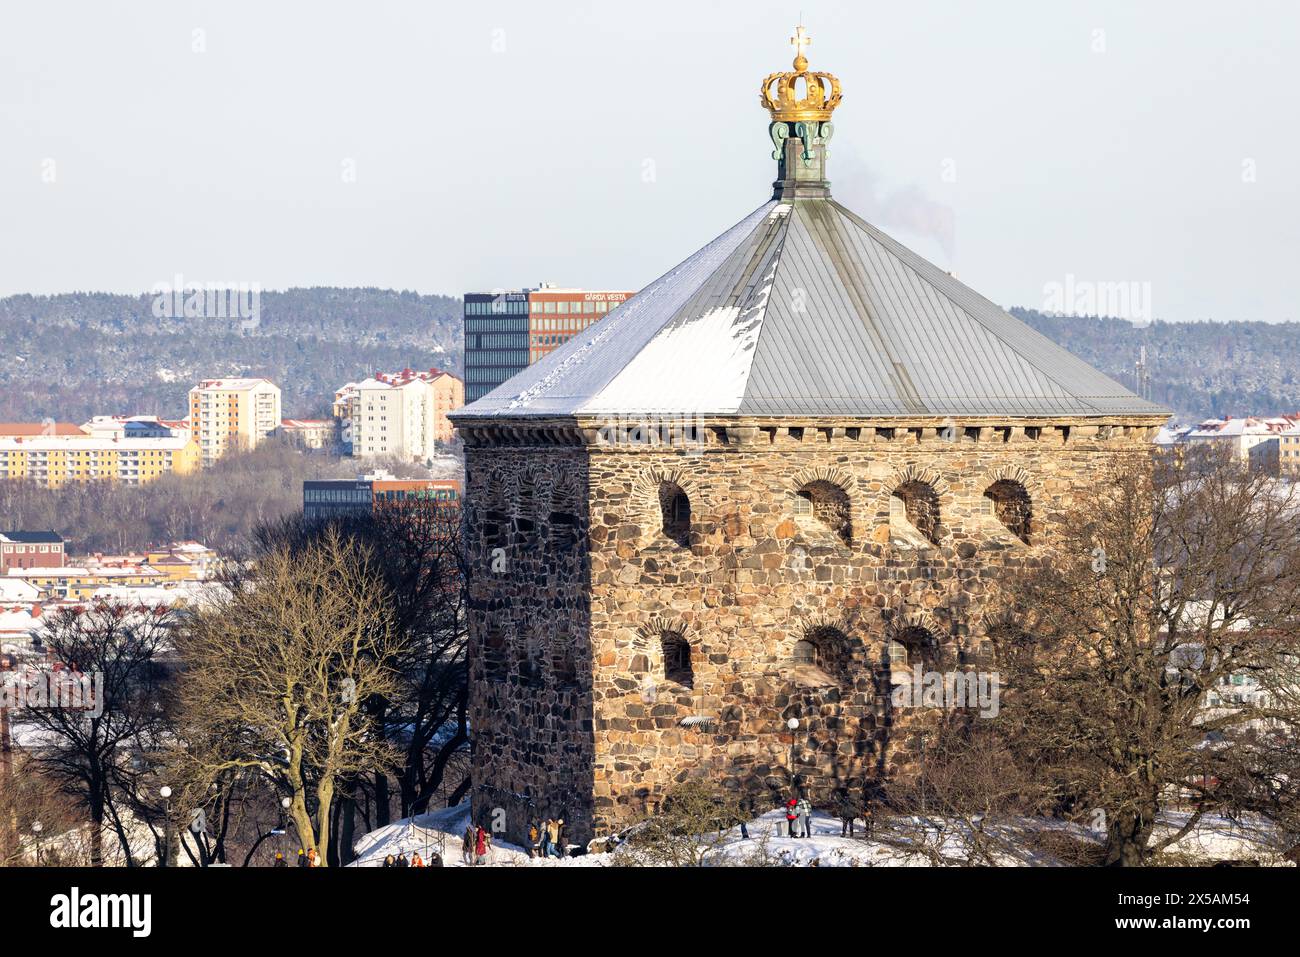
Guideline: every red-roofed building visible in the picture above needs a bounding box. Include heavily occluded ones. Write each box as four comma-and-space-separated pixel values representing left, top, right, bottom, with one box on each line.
334, 367, 464, 458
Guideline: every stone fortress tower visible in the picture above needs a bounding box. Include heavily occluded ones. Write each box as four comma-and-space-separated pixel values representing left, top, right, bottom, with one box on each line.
449, 27, 1170, 845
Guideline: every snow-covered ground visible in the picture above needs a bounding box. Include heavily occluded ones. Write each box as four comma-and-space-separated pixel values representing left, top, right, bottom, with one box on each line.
351, 804, 1290, 867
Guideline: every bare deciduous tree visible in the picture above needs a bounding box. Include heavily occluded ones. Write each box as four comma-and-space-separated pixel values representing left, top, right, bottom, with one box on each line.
173, 529, 402, 865
994, 448, 1300, 866
254, 502, 470, 857
19, 600, 173, 866
616, 779, 747, 867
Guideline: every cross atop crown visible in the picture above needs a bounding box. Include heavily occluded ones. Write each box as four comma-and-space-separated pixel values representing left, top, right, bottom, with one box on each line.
760, 23, 842, 123
790, 24, 811, 70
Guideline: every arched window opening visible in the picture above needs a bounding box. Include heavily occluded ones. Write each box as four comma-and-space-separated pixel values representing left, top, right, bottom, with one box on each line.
661, 632, 693, 687
791, 627, 851, 686
659, 482, 691, 547
553, 644, 579, 689
891, 480, 941, 545
548, 510, 579, 551
483, 629, 508, 682
985, 480, 1032, 544
483, 509, 509, 551
516, 635, 541, 686
794, 480, 852, 545
513, 482, 537, 542
891, 626, 942, 671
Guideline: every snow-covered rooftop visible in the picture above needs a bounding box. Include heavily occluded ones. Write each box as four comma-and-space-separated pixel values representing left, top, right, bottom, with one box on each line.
455, 197, 1168, 421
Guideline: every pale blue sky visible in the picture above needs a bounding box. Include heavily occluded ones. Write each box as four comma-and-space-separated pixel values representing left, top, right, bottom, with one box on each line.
1, 0, 1296, 322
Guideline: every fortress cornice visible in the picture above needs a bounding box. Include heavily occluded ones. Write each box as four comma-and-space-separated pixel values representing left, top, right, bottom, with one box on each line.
454, 413, 1169, 451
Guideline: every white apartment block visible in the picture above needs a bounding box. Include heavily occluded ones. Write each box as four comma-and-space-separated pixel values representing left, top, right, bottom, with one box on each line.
351, 376, 439, 463
1280, 427, 1300, 476
1159, 414, 1300, 475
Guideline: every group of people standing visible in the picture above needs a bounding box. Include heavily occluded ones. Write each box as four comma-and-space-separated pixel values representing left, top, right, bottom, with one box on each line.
833, 787, 875, 838
362, 817, 561, 869
782, 787, 878, 840
784, 795, 814, 838
381, 850, 442, 867
272, 847, 318, 867
462, 822, 493, 865
527, 817, 567, 858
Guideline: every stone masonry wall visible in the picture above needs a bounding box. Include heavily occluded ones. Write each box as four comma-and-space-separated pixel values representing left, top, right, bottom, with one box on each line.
464, 419, 1160, 843
464, 445, 595, 844
583, 422, 1157, 835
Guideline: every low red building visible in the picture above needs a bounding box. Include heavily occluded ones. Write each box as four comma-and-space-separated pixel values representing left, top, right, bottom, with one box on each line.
0, 531, 67, 575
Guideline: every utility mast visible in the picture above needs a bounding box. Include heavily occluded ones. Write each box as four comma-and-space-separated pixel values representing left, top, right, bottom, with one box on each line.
1135, 345, 1152, 400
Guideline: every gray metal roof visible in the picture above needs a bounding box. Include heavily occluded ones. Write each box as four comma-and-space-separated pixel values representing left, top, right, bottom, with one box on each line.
456, 197, 1168, 420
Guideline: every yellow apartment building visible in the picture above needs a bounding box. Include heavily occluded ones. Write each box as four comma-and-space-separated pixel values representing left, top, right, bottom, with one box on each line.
0, 433, 200, 488
10, 565, 167, 600
188, 377, 282, 465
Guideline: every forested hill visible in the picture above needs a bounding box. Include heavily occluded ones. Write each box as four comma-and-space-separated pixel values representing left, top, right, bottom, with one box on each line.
0, 288, 1294, 423
0, 288, 461, 422
1012, 308, 1300, 421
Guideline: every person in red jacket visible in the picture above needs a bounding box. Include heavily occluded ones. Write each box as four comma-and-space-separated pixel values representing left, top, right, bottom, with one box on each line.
786, 797, 799, 837
474, 824, 491, 866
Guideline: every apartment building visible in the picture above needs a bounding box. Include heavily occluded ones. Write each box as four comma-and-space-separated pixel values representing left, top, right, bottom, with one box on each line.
342, 368, 463, 462
0, 532, 66, 575
5, 541, 219, 601
1281, 427, 1300, 477
188, 378, 282, 464
1160, 415, 1300, 475
8, 565, 168, 600
279, 418, 338, 450
0, 431, 200, 487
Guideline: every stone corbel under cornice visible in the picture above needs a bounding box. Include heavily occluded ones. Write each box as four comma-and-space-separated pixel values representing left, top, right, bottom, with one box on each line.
451, 414, 1170, 451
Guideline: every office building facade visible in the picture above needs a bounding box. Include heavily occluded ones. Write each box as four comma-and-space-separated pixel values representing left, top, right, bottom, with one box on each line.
463, 286, 635, 402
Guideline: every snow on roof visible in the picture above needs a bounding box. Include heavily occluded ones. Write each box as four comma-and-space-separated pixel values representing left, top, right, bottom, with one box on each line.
0, 616, 34, 632
0, 435, 191, 451
1187, 415, 1299, 438
7, 565, 164, 579
1154, 425, 1192, 446
191, 377, 278, 391
167, 541, 211, 553
455, 196, 1168, 421
87, 581, 223, 608
0, 579, 41, 601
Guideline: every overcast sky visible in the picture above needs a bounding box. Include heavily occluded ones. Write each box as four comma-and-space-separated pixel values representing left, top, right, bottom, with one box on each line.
1, 0, 1296, 323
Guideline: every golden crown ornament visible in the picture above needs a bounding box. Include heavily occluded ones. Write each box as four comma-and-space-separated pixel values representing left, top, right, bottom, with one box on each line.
761, 25, 842, 164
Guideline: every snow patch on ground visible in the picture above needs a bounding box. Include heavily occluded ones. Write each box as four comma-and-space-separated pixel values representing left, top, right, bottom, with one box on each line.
352, 805, 1288, 868
353, 806, 1289, 868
